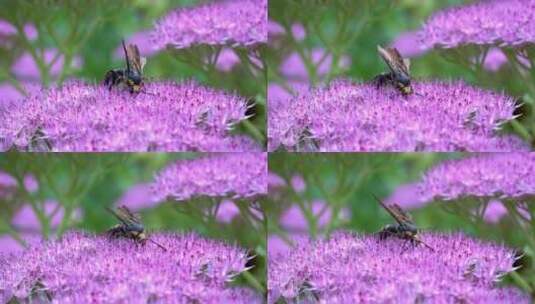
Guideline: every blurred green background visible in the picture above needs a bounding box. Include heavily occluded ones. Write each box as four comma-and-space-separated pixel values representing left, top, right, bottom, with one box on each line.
0, 0, 266, 147
0, 153, 266, 294
268, 153, 534, 296
268, 0, 535, 148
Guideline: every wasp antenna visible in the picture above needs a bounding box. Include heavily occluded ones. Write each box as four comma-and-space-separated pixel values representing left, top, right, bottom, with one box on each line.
122, 39, 131, 73
419, 239, 435, 251
105, 206, 130, 226
370, 193, 385, 206
148, 238, 167, 251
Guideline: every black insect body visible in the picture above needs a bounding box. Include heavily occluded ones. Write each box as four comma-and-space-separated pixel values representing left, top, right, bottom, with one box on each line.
372, 194, 434, 251
373, 45, 413, 96
104, 40, 146, 94
106, 205, 167, 251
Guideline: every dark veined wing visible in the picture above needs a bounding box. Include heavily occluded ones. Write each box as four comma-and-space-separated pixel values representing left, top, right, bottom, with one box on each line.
125, 43, 145, 74
371, 193, 414, 225
377, 45, 410, 77
106, 206, 141, 225
117, 205, 141, 224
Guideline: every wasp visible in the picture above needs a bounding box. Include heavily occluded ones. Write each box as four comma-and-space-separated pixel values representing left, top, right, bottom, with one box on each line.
105, 205, 167, 251
373, 45, 413, 96
104, 40, 146, 94
372, 194, 434, 251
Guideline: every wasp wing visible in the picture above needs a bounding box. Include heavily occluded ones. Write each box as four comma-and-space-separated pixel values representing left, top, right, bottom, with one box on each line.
125, 43, 144, 74
117, 205, 142, 224
377, 45, 410, 77
106, 206, 141, 225
372, 194, 414, 226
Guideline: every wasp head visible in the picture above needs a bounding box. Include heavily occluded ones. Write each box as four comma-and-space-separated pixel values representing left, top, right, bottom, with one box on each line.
127, 76, 143, 93
401, 222, 418, 235
394, 75, 412, 95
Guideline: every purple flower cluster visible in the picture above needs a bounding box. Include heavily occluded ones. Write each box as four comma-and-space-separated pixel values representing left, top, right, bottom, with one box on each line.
268, 79, 529, 151
151, 0, 267, 50
391, 30, 429, 58
0, 232, 259, 303
114, 31, 160, 59
214, 199, 241, 223
268, 231, 528, 304
416, 153, 535, 202
280, 200, 350, 233
0, 19, 37, 45
11, 49, 83, 81
0, 80, 260, 152
279, 48, 351, 82
151, 153, 267, 202
11, 201, 82, 232
419, 0, 535, 49
114, 183, 156, 212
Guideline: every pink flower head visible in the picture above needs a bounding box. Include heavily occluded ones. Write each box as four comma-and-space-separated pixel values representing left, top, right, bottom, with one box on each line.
0, 171, 39, 198
0, 232, 260, 303
151, 0, 267, 50
268, 231, 528, 303
113, 30, 160, 59
215, 200, 240, 223
483, 200, 508, 224
11, 49, 82, 80
11, 201, 81, 232
290, 175, 306, 193
279, 200, 350, 232
0, 233, 40, 255
115, 183, 156, 211
268, 172, 286, 189
23, 175, 38, 193
214, 48, 241, 72
417, 153, 535, 202
23, 24, 38, 41
0, 19, 16, 36
268, 81, 310, 109
291, 23, 306, 41
0, 20, 37, 40
483, 47, 508, 72
152, 153, 267, 202
478, 47, 531, 72
419, 0, 535, 49
0, 235, 26, 255
0, 80, 260, 152
391, 30, 429, 58
0, 171, 17, 188
268, 20, 285, 37
385, 182, 424, 210
268, 233, 309, 258
279, 48, 351, 81
269, 79, 529, 152
0, 83, 25, 108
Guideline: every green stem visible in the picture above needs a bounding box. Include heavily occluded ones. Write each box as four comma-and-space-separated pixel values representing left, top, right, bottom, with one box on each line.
241, 271, 265, 294
281, 20, 317, 86
508, 271, 533, 294
14, 21, 50, 86
508, 119, 532, 142
503, 200, 535, 252
240, 120, 264, 144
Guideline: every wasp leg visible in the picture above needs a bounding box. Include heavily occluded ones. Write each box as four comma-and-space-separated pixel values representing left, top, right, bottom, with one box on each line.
400, 239, 412, 253
378, 228, 393, 240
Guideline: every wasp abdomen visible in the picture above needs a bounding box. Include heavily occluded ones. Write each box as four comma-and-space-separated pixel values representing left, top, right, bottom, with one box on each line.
103, 69, 126, 91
